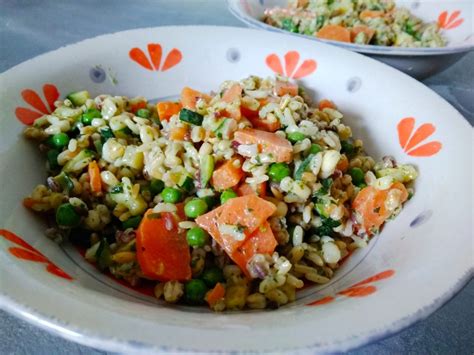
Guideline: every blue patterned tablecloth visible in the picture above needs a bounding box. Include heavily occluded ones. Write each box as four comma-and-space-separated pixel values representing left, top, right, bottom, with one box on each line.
1, 0, 473, 353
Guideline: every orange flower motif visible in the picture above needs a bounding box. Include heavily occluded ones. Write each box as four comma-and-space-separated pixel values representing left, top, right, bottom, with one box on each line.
15, 84, 60, 125
307, 296, 335, 306
129, 43, 182, 72
307, 269, 395, 306
266, 51, 317, 79
438, 10, 464, 30
0, 229, 73, 280
397, 117, 442, 157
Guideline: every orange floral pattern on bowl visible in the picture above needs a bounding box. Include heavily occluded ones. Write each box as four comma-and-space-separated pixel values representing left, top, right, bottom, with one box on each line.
307, 269, 395, 306
15, 84, 60, 125
397, 117, 442, 157
129, 43, 182, 72
0, 229, 73, 280
266, 51, 317, 79
438, 10, 464, 30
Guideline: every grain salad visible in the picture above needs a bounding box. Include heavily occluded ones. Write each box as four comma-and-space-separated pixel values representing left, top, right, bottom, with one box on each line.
23, 75, 417, 311
263, 0, 446, 47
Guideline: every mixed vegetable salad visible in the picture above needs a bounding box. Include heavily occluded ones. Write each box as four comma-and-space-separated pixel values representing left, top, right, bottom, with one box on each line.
23, 75, 417, 310
263, 0, 446, 47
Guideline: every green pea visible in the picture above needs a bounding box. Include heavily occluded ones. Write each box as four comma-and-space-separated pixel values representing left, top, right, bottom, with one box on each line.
51, 133, 70, 149
81, 108, 102, 125
349, 167, 365, 186
56, 203, 81, 227
287, 132, 306, 143
220, 189, 237, 204
47, 149, 59, 170
161, 187, 182, 203
184, 279, 209, 305
201, 267, 224, 288
122, 215, 142, 230
184, 199, 208, 218
309, 144, 322, 154
136, 108, 151, 119
268, 162, 291, 182
186, 227, 209, 248
149, 179, 165, 196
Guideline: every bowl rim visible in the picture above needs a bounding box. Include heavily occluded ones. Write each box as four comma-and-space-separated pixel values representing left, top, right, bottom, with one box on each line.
227, 0, 474, 56
1, 24, 473, 353
1, 272, 472, 354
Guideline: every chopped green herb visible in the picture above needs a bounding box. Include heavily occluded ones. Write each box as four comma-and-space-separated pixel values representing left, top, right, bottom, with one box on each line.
316, 15, 326, 29
282, 18, 299, 33
100, 127, 114, 143
314, 217, 340, 237
111, 184, 123, 194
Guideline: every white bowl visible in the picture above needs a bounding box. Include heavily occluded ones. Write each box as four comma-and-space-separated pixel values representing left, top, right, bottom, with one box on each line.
228, 0, 474, 79
0, 26, 472, 353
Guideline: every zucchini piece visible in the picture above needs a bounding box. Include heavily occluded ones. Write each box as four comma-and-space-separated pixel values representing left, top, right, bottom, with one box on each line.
96, 239, 112, 271
314, 202, 329, 218
109, 178, 147, 216
200, 154, 214, 188
63, 149, 94, 173
179, 175, 195, 193
114, 127, 133, 139
122, 215, 142, 230
180, 108, 203, 126
203, 195, 219, 210
53, 171, 74, 192
295, 154, 314, 180
93, 139, 103, 154
214, 118, 234, 139
67, 90, 90, 107
213, 118, 227, 134
375, 164, 418, 183
46, 149, 60, 170
149, 179, 165, 196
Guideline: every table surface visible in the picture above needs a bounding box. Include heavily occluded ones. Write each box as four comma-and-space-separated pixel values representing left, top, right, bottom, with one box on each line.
1, 0, 473, 354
